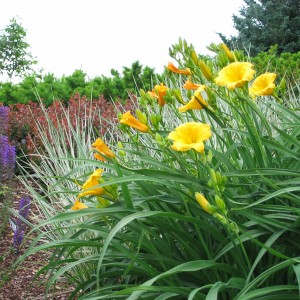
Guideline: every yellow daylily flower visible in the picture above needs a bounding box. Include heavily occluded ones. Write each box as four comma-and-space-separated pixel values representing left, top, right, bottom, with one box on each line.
167, 122, 212, 153
120, 111, 149, 133
183, 79, 202, 90
249, 72, 277, 97
215, 62, 255, 90
71, 200, 88, 210
92, 138, 115, 161
78, 169, 105, 198
179, 85, 207, 112
195, 192, 217, 214
167, 62, 191, 75
148, 83, 169, 106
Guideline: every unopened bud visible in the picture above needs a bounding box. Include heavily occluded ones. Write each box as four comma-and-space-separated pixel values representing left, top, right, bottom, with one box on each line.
220, 43, 236, 62
195, 192, 217, 214
135, 109, 148, 125
150, 114, 158, 128
191, 50, 198, 65
97, 197, 110, 208
215, 195, 226, 212
198, 60, 214, 81
210, 169, 218, 187
173, 89, 185, 104
279, 77, 286, 93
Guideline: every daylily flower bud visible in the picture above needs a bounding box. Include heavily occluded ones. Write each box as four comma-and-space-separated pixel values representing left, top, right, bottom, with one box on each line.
216, 171, 227, 190
97, 197, 110, 208
215, 195, 226, 212
117, 141, 126, 157
279, 77, 286, 92
191, 50, 198, 65
216, 51, 228, 67
195, 192, 217, 214
155, 132, 163, 142
139, 89, 147, 98
209, 169, 218, 187
220, 43, 236, 62
206, 86, 217, 109
173, 89, 185, 104
135, 109, 148, 125
198, 60, 214, 81
214, 213, 227, 225
150, 114, 159, 128
101, 180, 118, 201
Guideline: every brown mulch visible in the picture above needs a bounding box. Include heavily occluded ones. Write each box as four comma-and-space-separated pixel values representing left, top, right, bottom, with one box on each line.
0, 179, 75, 300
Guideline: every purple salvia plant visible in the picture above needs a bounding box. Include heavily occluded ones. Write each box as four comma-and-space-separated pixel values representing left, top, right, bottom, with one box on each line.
0, 106, 9, 136
0, 134, 16, 181
13, 195, 31, 253
18, 195, 31, 220
13, 226, 24, 252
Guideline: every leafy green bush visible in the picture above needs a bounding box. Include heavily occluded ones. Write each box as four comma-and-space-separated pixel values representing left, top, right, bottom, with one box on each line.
0, 61, 162, 105
16, 41, 300, 299
251, 45, 300, 88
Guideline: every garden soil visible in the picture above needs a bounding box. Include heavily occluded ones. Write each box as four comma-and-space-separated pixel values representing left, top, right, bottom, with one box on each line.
0, 179, 75, 300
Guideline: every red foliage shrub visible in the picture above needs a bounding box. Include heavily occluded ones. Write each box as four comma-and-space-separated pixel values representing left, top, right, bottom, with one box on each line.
4, 93, 136, 161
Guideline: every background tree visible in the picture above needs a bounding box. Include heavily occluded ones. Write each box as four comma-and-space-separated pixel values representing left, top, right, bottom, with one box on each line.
0, 18, 36, 79
219, 0, 300, 55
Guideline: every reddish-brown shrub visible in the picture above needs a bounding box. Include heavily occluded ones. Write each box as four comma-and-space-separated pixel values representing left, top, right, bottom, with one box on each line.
4, 94, 136, 161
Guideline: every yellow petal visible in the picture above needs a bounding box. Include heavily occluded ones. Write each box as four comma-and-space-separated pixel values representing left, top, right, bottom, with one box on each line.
166, 62, 191, 75
71, 200, 88, 210
183, 80, 202, 90
179, 86, 207, 113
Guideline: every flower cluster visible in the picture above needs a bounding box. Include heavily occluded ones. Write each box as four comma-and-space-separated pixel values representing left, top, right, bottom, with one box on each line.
70, 43, 278, 225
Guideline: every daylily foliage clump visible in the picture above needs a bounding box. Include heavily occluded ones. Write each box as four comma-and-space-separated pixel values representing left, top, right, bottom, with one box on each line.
19, 39, 300, 299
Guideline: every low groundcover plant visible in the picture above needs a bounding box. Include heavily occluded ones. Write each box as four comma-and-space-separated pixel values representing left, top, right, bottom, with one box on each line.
16, 41, 300, 299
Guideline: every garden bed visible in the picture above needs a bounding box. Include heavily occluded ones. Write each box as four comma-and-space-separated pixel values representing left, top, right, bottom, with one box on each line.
0, 179, 74, 300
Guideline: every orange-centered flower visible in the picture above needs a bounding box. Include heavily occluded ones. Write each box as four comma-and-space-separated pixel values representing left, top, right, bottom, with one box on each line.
167, 62, 191, 75
148, 83, 169, 106
249, 72, 277, 97
179, 85, 207, 112
167, 122, 212, 153
120, 111, 149, 133
71, 200, 88, 210
92, 138, 115, 161
183, 79, 202, 90
78, 169, 105, 198
214, 62, 255, 90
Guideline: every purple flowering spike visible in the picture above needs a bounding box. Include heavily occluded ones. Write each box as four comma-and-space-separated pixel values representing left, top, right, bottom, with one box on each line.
19, 195, 31, 220
0, 106, 9, 135
13, 227, 24, 252
0, 134, 16, 180
13, 196, 31, 253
